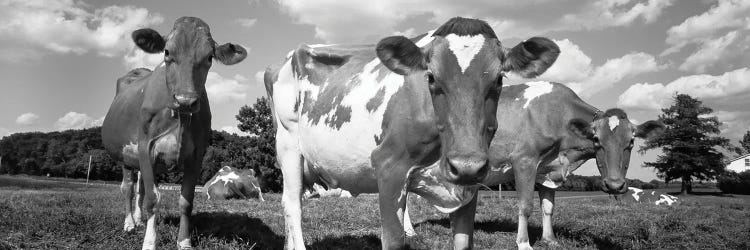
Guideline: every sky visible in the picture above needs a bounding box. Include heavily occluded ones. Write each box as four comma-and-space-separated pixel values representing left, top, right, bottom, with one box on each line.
1, 0, 749, 181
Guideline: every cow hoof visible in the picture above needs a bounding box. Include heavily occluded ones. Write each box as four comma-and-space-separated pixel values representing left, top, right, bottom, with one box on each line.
124, 224, 136, 233
178, 239, 193, 249
517, 242, 533, 250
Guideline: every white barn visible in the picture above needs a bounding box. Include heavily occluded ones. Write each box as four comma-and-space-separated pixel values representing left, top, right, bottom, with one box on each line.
726, 153, 750, 173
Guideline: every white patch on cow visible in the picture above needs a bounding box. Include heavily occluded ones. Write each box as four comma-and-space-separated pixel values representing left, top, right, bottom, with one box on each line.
608, 116, 620, 131
411, 165, 478, 214
415, 30, 436, 47
536, 174, 562, 189
153, 133, 179, 156
655, 194, 677, 206
208, 172, 240, 188
285, 49, 294, 59
522, 81, 553, 109
444, 34, 485, 73
308, 44, 334, 48
628, 187, 643, 201
651, 191, 655, 195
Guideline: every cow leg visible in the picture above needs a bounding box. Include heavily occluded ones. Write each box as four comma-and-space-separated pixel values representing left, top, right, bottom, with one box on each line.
177, 160, 200, 249
120, 168, 137, 232
134, 171, 144, 227
138, 142, 160, 250
376, 165, 410, 250
513, 157, 538, 250
449, 190, 478, 250
538, 185, 558, 245
403, 200, 416, 237
277, 128, 306, 250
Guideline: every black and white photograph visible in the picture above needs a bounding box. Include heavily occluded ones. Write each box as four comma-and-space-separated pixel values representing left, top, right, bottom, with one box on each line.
1, 0, 749, 249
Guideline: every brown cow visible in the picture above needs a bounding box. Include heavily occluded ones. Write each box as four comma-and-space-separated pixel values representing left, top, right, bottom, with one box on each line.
102, 17, 247, 250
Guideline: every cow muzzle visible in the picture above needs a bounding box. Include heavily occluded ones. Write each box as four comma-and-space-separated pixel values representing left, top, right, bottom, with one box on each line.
443, 153, 489, 185
602, 178, 628, 194
173, 94, 200, 113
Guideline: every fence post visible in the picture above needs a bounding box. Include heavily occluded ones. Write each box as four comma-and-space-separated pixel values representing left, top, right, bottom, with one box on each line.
86, 155, 92, 184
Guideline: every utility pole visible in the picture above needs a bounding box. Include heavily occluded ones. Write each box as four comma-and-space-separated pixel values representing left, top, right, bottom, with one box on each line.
86, 155, 92, 184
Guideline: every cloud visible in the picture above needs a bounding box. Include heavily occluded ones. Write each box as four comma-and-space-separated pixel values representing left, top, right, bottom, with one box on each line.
122, 45, 163, 69
663, 0, 750, 73
0, 48, 44, 65
236, 18, 258, 28
206, 72, 251, 103
531, 39, 666, 97
0, 0, 163, 59
54, 112, 103, 131
618, 67, 750, 111
220, 126, 253, 137
15, 113, 40, 126
275, 0, 674, 42
254, 70, 265, 85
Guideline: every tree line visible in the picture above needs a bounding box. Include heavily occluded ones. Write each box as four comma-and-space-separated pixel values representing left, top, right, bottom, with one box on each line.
0, 97, 282, 192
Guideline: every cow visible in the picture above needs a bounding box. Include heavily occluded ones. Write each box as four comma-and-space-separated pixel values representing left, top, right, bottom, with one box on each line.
266, 17, 559, 249
617, 187, 679, 206
204, 166, 264, 201
102, 17, 247, 250
401, 81, 664, 249
303, 183, 354, 199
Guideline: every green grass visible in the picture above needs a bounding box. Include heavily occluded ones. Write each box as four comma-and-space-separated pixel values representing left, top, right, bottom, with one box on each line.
1, 175, 749, 249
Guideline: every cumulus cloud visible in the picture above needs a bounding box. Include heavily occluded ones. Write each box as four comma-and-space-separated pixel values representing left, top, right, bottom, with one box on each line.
15, 113, 40, 126
220, 126, 253, 137
254, 70, 265, 85
236, 18, 258, 28
618, 67, 750, 111
275, 0, 673, 42
0, 0, 163, 59
206, 72, 252, 103
663, 0, 750, 73
531, 39, 666, 97
54, 112, 103, 131
122, 46, 163, 69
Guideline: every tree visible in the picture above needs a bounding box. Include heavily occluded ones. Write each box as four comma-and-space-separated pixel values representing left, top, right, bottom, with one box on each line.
739, 131, 750, 154
639, 94, 728, 194
236, 97, 281, 192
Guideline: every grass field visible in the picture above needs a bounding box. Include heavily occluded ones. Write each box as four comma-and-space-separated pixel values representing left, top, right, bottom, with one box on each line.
1, 175, 749, 250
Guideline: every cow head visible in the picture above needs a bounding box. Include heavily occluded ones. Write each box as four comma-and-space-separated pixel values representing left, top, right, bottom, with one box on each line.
568, 109, 664, 194
132, 16, 247, 113
376, 17, 560, 185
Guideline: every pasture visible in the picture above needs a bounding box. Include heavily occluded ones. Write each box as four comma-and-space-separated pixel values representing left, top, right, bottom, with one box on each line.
1, 175, 749, 250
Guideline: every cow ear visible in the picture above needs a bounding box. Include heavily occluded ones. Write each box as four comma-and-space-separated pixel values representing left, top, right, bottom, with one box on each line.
635, 120, 664, 139
568, 118, 594, 139
247, 169, 256, 176
376, 36, 426, 75
502, 37, 560, 78
214, 43, 248, 65
132, 28, 165, 53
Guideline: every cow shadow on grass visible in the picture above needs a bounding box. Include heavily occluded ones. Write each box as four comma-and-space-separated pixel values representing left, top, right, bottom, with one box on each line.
417, 218, 625, 250
163, 212, 283, 249
309, 234, 382, 250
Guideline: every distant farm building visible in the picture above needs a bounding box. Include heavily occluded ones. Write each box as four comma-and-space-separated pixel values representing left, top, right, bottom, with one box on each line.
726, 153, 750, 173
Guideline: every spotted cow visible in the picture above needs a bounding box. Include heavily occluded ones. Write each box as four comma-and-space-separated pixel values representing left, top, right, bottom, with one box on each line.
402, 81, 664, 249
266, 17, 559, 249
102, 17, 247, 250
205, 166, 264, 201
619, 187, 679, 206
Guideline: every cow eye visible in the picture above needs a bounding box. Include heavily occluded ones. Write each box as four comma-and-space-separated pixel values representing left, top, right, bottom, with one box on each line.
426, 72, 441, 93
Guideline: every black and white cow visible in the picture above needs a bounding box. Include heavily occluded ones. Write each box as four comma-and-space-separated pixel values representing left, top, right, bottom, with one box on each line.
204, 166, 264, 201
401, 81, 664, 249
266, 17, 559, 249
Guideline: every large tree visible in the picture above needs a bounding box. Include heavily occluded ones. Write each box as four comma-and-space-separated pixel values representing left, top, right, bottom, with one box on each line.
236, 97, 281, 192
639, 94, 728, 194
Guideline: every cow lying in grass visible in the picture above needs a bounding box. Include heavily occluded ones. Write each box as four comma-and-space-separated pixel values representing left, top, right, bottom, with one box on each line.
617, 187, 679, 206
204, 166, 264, 201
